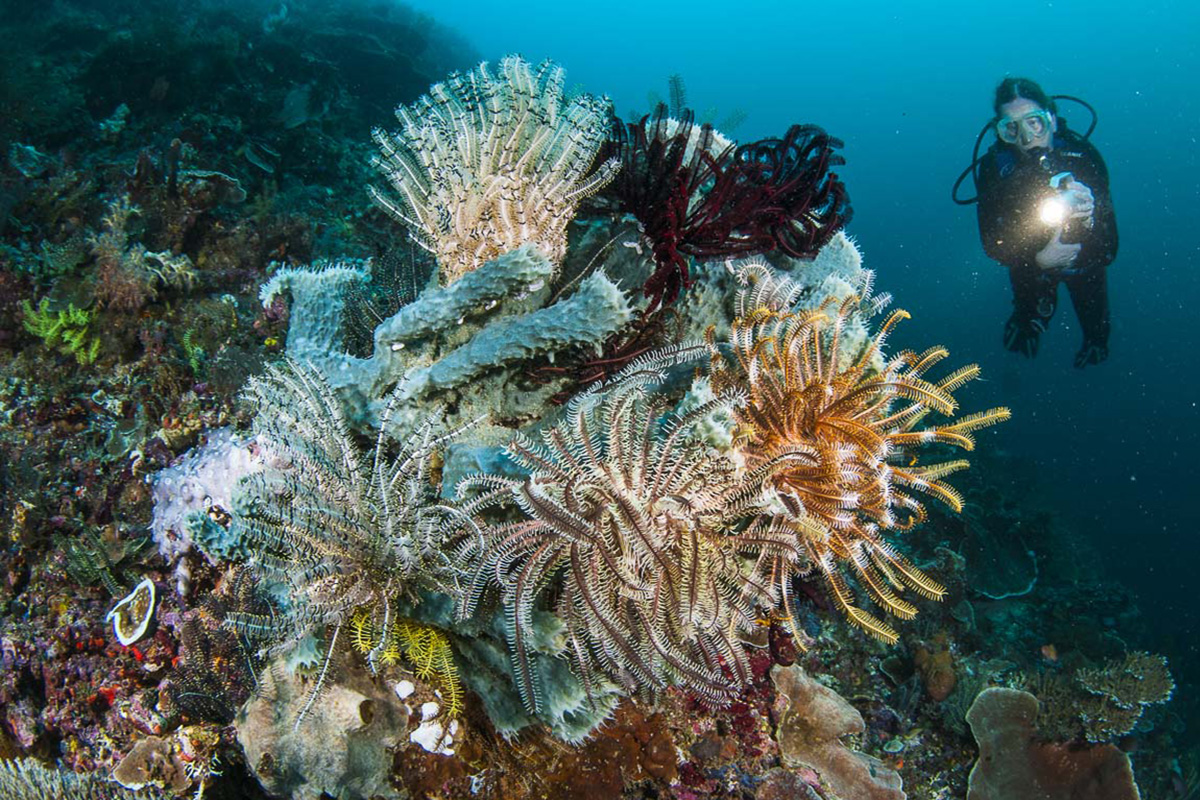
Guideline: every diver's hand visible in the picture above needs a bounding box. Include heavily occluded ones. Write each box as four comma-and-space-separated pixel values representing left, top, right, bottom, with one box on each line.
1064, 179, 1095, 226
1035, 228, 1082, 271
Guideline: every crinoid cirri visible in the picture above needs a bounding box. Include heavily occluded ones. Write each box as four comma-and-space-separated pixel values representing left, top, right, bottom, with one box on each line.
711, 263, 1011, 644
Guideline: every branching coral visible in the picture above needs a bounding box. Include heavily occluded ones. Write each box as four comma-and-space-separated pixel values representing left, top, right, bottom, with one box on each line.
370, 56, 619, 284
457, 348, 787, 710
1030, 651, 1176, 743
709, 263, 1011, 643
225, 360, 475, 723
609, 106, 852, 310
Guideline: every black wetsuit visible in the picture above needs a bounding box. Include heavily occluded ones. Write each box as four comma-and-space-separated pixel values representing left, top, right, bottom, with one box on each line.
975, 125, 1118, 364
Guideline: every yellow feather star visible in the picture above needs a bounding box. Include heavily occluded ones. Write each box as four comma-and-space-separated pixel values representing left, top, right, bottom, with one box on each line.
713, 270, 1010, 644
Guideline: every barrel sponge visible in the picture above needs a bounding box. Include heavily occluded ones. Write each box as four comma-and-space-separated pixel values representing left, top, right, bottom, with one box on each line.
374, 243, 554, 347
394, 268, 631, 401
262, 245, 630, 432
260, 260, 369, 362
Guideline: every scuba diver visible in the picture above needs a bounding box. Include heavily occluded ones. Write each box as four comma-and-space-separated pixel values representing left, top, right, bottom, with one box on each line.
954, 78, 1118, 367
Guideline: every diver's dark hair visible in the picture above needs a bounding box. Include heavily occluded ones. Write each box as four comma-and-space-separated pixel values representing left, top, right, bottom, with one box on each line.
993, 77, 1057, 116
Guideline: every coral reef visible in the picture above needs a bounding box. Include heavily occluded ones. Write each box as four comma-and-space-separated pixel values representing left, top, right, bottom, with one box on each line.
163, 604, 257, 726
914, 632, 958, 703
150, 427, 266, 592
257, 261, 370, 367
0, 7, 1191, 797
1077, 651, 1174, 741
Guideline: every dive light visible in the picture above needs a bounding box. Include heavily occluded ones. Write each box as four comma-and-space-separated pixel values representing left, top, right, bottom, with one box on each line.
1038, 172, 1074, 227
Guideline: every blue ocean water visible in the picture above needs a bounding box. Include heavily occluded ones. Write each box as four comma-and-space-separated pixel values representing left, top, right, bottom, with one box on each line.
407, 0, 1200, 688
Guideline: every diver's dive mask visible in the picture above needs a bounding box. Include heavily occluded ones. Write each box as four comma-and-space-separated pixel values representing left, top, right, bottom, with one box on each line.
995, 109, 1053, 144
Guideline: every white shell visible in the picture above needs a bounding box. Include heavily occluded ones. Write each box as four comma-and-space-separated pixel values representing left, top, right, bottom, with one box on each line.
106, 577, 156, 646
409, 702, 457, 755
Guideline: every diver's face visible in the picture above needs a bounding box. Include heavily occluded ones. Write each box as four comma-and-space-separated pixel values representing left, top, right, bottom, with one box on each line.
997, 98, 1056, 154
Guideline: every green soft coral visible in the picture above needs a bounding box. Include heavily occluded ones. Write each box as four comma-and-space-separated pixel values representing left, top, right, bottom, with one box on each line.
21, 298, 101, 364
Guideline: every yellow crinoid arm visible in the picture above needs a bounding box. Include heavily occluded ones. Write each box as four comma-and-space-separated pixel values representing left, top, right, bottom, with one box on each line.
894, 407, 1011, 452
905, 459, 971, 482
869, 542, 947, 601
818, 552, 900, 645
394, 619, 465, 719
906, 346, 951, 379
848, 308, 910, 372
849, 542, 918, 620
890, 461, 967, 513
888, 428, 974, 451
943, 407, 1013, 441
935, 363, 982, 394
350, 606, 376, 656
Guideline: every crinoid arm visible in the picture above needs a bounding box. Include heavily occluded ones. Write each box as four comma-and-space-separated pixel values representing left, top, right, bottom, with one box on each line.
610, 107, 852, 311
818, 552, 900, 645
462, 377, 780, 712
371, 56, 619, 284
709, 258, 1009, 642
224, 359, 472, 727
